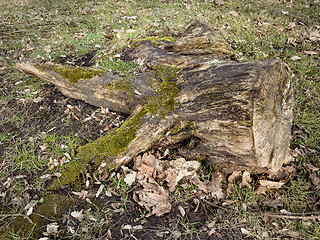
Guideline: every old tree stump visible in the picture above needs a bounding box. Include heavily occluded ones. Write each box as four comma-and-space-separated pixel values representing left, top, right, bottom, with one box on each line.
17, 21, 293, 188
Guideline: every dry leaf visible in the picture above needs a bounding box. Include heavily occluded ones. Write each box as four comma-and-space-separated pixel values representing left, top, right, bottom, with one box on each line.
45, 222, 59, 235
228, 171, 242, 183
291, 56, 301, 61
134, 153, 157, 178
254, 185, 268, 195
71, 210, 84, 221
241, 171, 252, 187
304, 51, 318, 55
26, 206, 33, 216
288, 22, 296, 29
96, 184, 104, 198
166, 158, 200, 191
310, 173, 320, 189
133, 178, 171, 217
259, 180, 285, 189
304, 163, 320, 172
241, 227, 250, 235
215, 0, 226, 6
228, 11, 239, 17
43, 45, 51, 53
124, 171, 137, 186
262, 196, 284, 208
287, 37, 297, 46
178, 206, 186, 216
72, 190, 88, 199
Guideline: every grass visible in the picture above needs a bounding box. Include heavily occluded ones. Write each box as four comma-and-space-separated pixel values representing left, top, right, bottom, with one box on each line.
0, 0, 319, 238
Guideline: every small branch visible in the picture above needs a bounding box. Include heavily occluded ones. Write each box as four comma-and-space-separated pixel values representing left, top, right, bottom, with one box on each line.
0, 213, 34, 224
253, 212, 320, 220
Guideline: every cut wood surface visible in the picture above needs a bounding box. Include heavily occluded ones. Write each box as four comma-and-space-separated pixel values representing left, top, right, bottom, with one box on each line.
17, 21, 293, 182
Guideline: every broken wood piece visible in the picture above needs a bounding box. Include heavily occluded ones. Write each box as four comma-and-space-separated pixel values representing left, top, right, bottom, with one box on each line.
16, 21, 293, 189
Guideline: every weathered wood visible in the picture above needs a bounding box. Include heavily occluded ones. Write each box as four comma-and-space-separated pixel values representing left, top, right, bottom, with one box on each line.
16, 21, 293, 178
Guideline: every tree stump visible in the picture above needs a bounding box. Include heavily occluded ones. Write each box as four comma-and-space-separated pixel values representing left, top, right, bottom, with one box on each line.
17, 21, 293, 187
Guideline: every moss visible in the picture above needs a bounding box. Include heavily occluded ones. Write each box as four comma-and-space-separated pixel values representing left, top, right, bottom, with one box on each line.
131, 36, 176, 47
2, 194, 76, 238
50, 108, 148, 190
168, 121, 196, 136
36, 63, 105, 83
53, 65, 105, 83
145, 65, 180, 117
50, 65, 180, 189
107, 77, 135, 102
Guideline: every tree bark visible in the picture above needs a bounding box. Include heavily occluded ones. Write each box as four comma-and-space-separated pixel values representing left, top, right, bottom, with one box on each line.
16, 21, 293, 176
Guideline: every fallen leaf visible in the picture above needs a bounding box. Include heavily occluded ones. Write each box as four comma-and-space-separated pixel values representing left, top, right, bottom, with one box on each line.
304, 51, 318, 55
71, 210, 84, 221
270, 165, 296, 181
166, 158, 200, 191
133, 177, 171, 217
40, 174, 51, 179
259, 180, 285, 189
46, 222, 59, 235
310, 173, 320, 189
241, 171, 252, 187
288, 22, 296, 29
215, 0, 226, 6
291, 56, 301, 61
241, 227, 250, 235
134, 153, 157, 178
254, 185, 268, 195
43, 45, 51, 53
96, 184, 104, 198
72, 190, 88, 199
26, 206, 33, 216
287, 37, 297, 46
122, 224, 132, 230
124, 171, 137, 186
228, 171, 242, 183
178, 206, 185, 216
304, 163, 320, 172
229, 11, 239, 17
262, 196, 284, 208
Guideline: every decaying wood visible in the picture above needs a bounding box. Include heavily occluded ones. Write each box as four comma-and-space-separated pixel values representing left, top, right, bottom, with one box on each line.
16, 20, 293, 175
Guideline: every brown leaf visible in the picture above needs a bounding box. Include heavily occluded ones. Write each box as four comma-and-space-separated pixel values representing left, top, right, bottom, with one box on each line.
304, 51, 318, 55
262, 196, 284, 208
215, 0, 226, 6
310, 173, 320, 190
304, 163, 320, 172
134, 153, 157, 178
134, 178, 171, 217
259, 180, 285, 189
166, 158, 200, 192
241, 171, 252, 187
228, 11, 239, 17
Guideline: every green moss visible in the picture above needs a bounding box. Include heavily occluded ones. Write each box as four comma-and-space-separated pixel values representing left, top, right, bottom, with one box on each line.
2, 194, 76, 238
145, 65, 180, 117
50, 65, 180, 189
131, 36, 176, 47
36, 63, 105, 83
50, 108, 148, 190
107, 77, 135, 102
54, 65, 105, 83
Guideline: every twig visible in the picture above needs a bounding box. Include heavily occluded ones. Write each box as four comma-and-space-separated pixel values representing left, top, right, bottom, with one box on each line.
253, 212, 320, 220
201, 198, 228, 210
0, 213, 34, 224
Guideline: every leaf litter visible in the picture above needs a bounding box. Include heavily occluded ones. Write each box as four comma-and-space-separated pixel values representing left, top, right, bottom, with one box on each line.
119, 152, 301, 217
